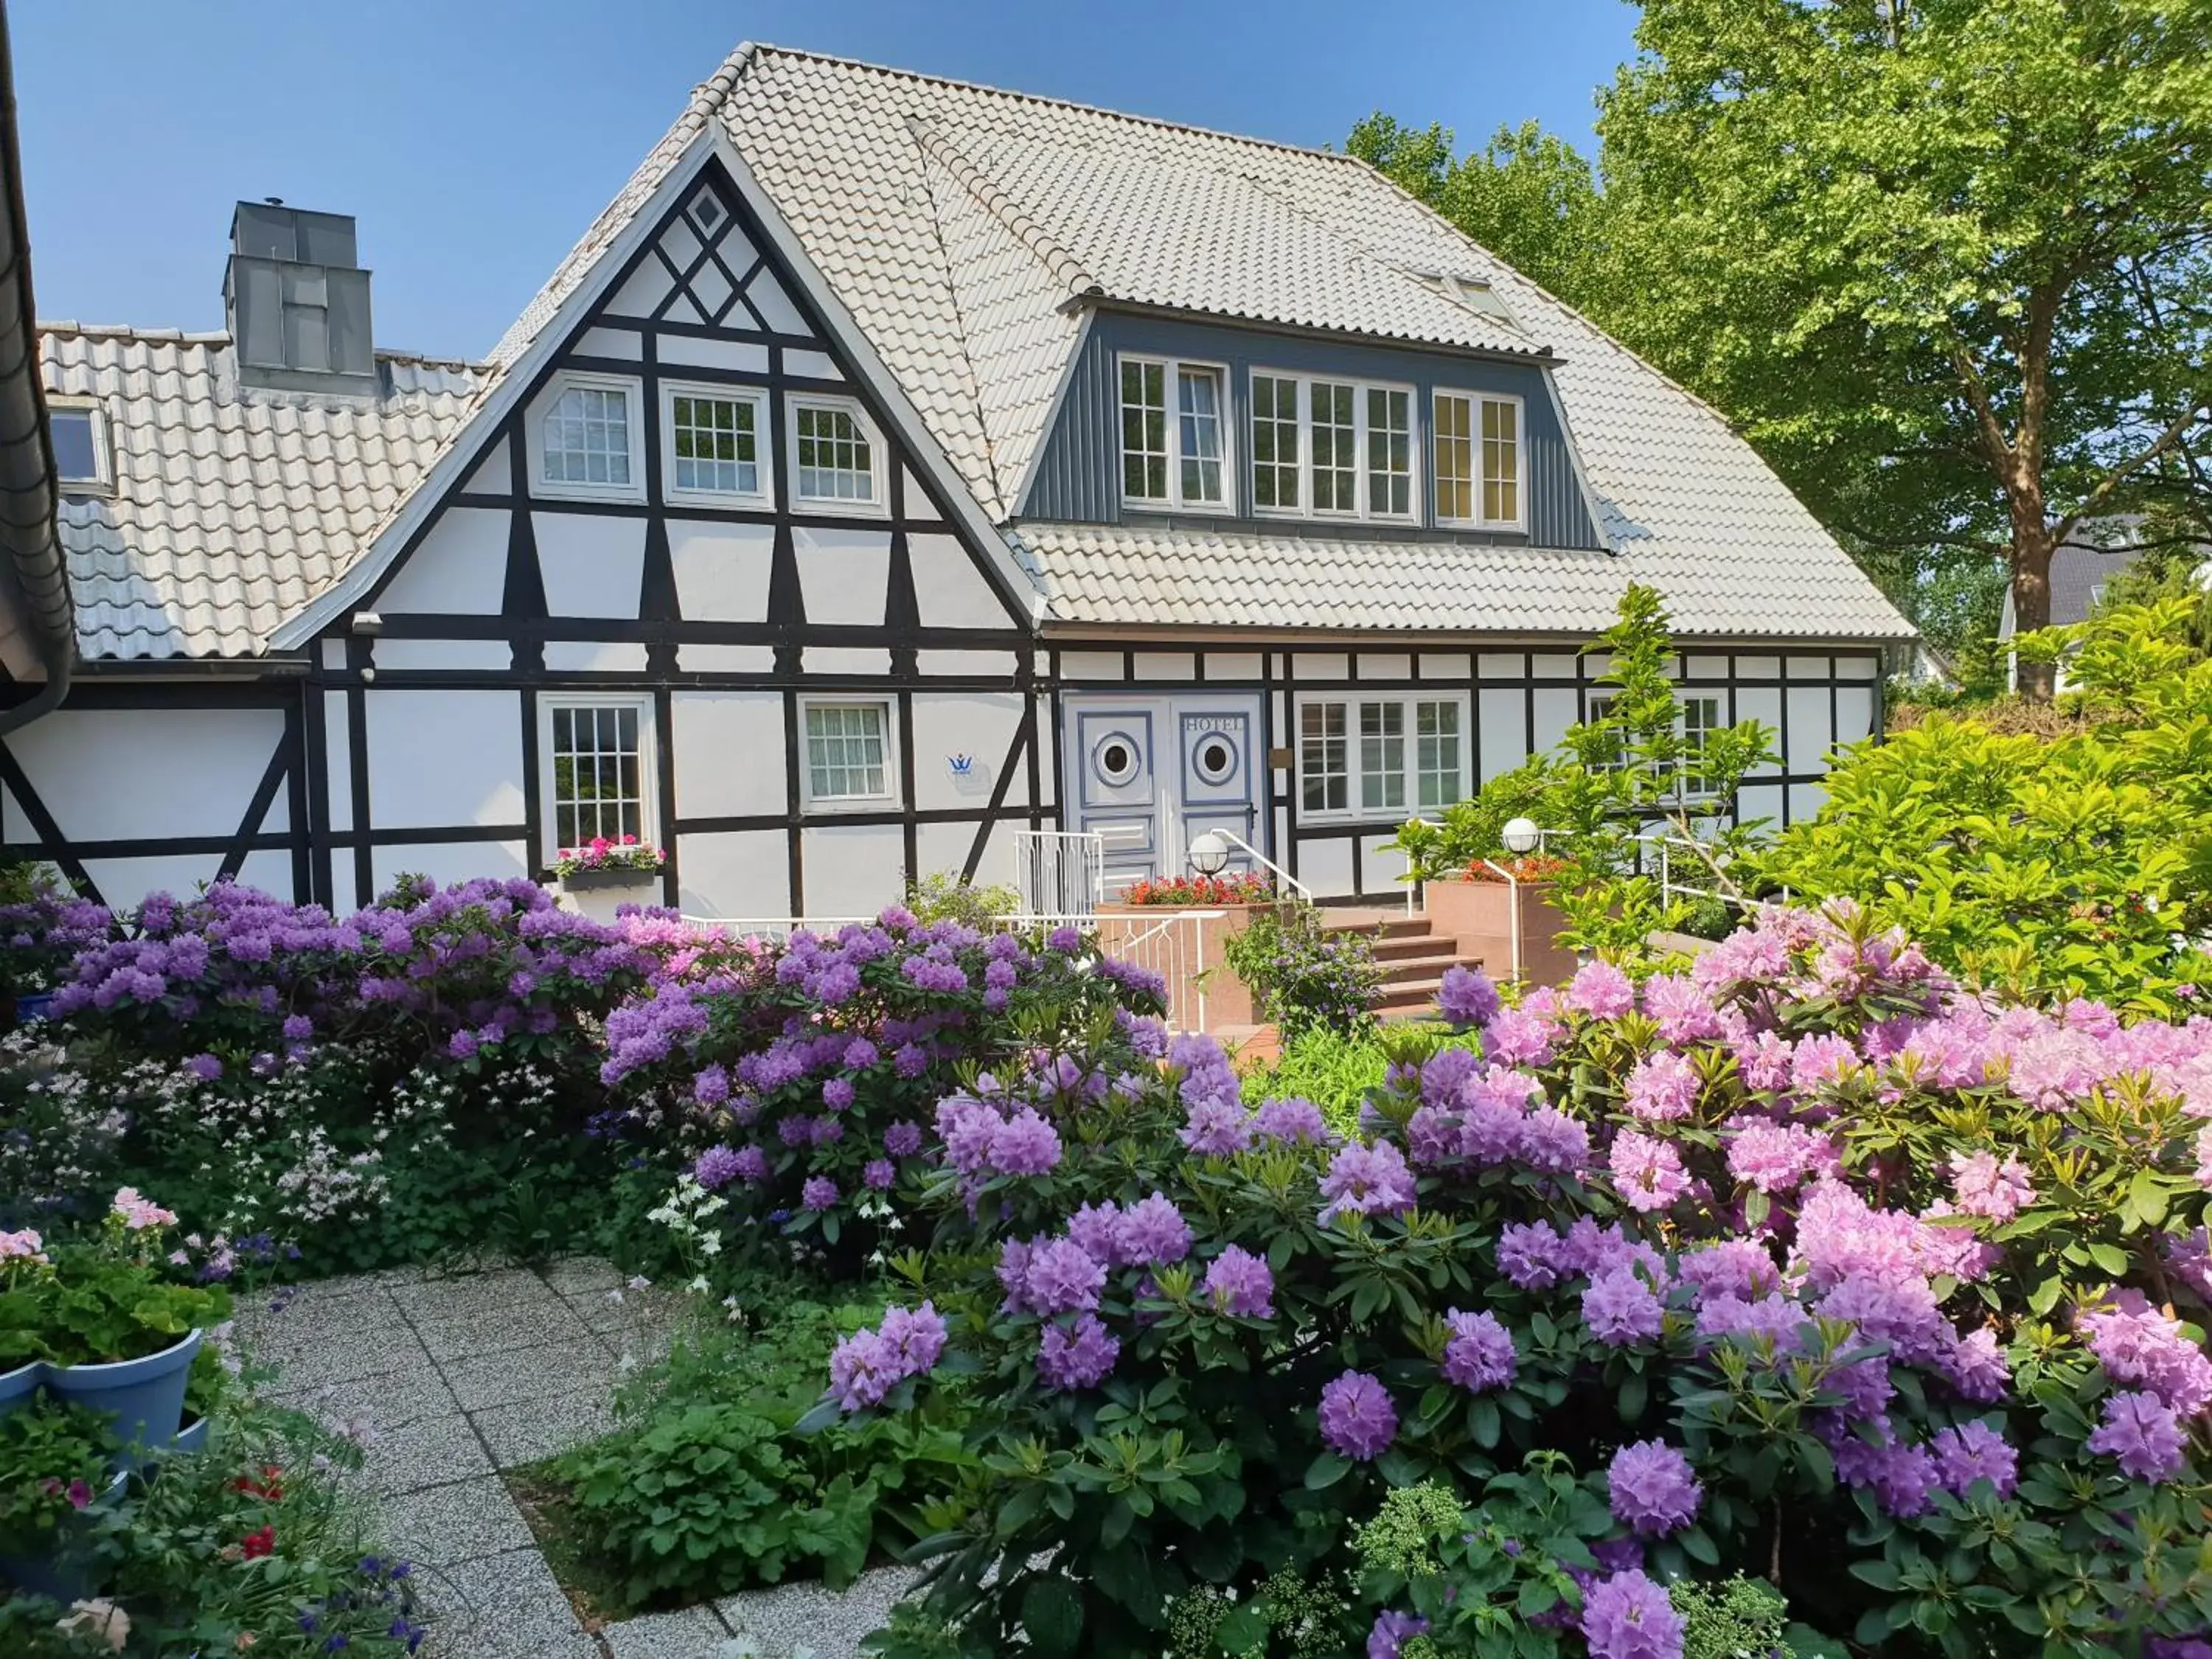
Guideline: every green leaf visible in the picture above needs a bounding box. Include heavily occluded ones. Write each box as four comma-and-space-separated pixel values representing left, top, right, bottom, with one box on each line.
1851, 1559, 1905, 1591
1305, 1451, 1351, 1489
1618, 1372, 1646, 1421
1215, 1603, 1270, 1654
2086, 1241, 2129, 1277
1021, 1576, 1085, 1658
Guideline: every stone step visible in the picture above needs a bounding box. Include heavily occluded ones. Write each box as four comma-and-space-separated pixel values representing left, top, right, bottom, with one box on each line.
1377, 950, 1465, 985
1368, 932, 1453, 963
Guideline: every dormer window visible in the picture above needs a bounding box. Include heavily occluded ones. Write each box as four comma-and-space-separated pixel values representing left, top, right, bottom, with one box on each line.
1248, 371, 1417, 524
529, 371, 645, 503
1434, 390, 1523, 530
1119, 355, 1227, 512
49, 402, 111, 493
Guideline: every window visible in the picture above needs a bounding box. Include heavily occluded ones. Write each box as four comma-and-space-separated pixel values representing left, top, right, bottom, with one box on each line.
1299, 695, 1470, 818
530, 373, 644, 501
1677, 696, 1723, 796
1367, 388, 1412, 517
48, 404, 109, 491
1435, 391, 1525, 529
1119, 355, 1229, 511
804, 700, 894, 804
790, 398, 883, 509
1252, 374, 1300, 509
1251, 371, 1418, 522
541, 698, 654, 855
1299, 702, 1349, 814
1585, 693, 1629, 772
664, 385, 767, 503
1415, 700, 1462, 810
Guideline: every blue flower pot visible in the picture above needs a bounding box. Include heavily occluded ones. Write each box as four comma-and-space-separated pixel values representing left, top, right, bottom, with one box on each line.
13, 990, 53, 1022
0, 1360, 44, 1417
46, 1329, 201, 1467
0, 1469, 125, 1602
170, 1411, 209, 1454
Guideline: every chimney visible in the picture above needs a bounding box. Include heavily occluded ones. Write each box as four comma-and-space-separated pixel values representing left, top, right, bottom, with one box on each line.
223, 199, 377, 394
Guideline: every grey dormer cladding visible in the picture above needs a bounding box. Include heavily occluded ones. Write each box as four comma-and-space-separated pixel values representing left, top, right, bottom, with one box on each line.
1020, 309, 1604, 550
224, 201, 376, 396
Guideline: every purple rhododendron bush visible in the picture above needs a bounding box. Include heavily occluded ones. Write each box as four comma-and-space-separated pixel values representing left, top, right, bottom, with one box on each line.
822, 902, 2212, 1659
599, 910, 1168, 1272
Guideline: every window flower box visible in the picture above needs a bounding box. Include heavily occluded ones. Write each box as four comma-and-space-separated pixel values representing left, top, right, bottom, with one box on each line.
561, 866, 662, 894
554, 838, 667, 921
1424, 860, 1576, 987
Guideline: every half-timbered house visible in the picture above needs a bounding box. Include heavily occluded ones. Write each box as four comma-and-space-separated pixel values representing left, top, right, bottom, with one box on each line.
4, 45, 1915, 918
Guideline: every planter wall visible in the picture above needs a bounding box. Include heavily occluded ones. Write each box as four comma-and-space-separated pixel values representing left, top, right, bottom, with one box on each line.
1424, 878, 1578, 989
1093, 901, 1275, 1032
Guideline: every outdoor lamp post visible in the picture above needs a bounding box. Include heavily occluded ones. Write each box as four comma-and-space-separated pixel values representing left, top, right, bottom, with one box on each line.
1188, 830, 1231, 875
1502, 817, 1543, 855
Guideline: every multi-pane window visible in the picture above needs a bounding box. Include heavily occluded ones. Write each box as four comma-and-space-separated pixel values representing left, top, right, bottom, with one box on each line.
543, 383, 632, 487
1251, 371, 1416, 521
1415, 700, 1462, 809
1436, 392, 1523, 528
1120, 356, 1228, 509
1310, 380, 1358, 512
1678, 696, 1722, 795
548, 703, 647, 849
1120, 359, 1168, 501
1301, 696, 1470, 818
793, 401, 875, 503
1359, 702, 1406, 811
1366, 388, 1412, 517
1251, 374, 1300, 509
669, 390, 761, 496
1298, 702, 1349, 814
804, 702, 892, 802
1482, 397, 1520, 525
1433, 393, 1474, 521
1585, 694, 1629, 772
1177, 367, 1225, 505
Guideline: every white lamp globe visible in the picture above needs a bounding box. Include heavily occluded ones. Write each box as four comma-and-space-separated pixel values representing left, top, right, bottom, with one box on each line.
1501, 817, 1542, 855
1187, 830, 1232, 875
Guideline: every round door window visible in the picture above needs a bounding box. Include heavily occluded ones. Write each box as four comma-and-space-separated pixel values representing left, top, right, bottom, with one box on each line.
1192, 734, 1238, 785
1093, 732, 1141, 785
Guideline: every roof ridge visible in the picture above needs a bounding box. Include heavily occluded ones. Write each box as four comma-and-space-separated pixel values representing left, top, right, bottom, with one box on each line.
905, 118, 1100, 302
745, 41, 1379, 173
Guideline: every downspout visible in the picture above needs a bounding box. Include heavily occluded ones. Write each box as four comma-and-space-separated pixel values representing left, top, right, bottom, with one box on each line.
0, 0, 73, 736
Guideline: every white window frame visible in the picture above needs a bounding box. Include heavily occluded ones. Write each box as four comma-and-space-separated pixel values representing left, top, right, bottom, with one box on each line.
1116, 352, 1233, 515
799, 695, 900, 812
528, 371, 646, 504
1250, 369, 1420, 526
661, 380, 772, 508
536, 692, 659, 863
1294, 691, 1472, 822
1433, 389, 1526, 532
47, 398, 113, 493
1674, 694, 1725, 801
786, 394, 889, 517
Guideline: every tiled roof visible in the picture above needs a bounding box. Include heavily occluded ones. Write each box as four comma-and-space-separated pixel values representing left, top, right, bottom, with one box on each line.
578, 44, 1905, 638
41, 324, 490, 659
1012, 521, 1913, 640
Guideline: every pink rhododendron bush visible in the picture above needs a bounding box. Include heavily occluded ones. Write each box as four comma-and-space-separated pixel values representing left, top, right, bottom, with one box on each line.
824, 902, 2212, 1659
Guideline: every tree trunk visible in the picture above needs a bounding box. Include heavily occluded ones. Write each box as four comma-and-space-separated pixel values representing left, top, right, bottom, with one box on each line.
2010, 504, 2058, 702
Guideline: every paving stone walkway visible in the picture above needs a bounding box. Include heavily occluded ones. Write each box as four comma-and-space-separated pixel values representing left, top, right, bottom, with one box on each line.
236, 1258, 917, 1658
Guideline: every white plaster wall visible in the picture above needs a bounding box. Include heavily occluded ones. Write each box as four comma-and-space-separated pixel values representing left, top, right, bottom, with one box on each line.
1478, 688, 1526, 781
372, 840, 532, 894
1059, 652, 1124, 681
1205, 653, 1262, 681
669, 521, 774, 622
9, 707, 283, 841
675, 829, 789, 919
79, 854, 228, 911
1297, 838, 1354, 897
657, 335, 768, 375
677, 644, 774, 674
322, 692, 352, 834
745, 268, 810, 335
1834, 685, 1877, 751
793, 527, 890, 625
1298, 654, 1349, 681
915, 818, 1018, 894
917, 650, 1018, 678
911, 694, 1024, 813
374, 640, 512, 672
604, 257, 675, 319
1359, 653, 1412, 681
785, 349, 840, 380
376, 507, 509, 616
1736, 687, 1784, 778
363, 690, 526, 830
802, 647, 891, 675
578, 327, 642, 360
1531, 688, 1578, 757
908, 534, 1014, 630
1787, 782, 1829, 823
535, 513, 646, 617
671, 693, 787, 818
1736, 784, 1786, 832
543, 642, 650, 673
1420, 653, 1472, 681
235, 849, 296, 898
1362, 832, 1412, 894
1133, 651, 1193, 681
1786, 686, 1834, 772
461, 444, 511, 496
801, 823, 906, 916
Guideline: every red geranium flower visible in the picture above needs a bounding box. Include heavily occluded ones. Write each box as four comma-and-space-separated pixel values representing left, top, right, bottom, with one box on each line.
231, 1464, 284, 1501
240, 1525, 276, 1559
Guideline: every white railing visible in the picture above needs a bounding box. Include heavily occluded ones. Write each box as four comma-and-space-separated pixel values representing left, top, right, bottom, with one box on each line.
1641, 830, 1790, 916
1012, 830, 1106, 920
1208, 829, 1312, 903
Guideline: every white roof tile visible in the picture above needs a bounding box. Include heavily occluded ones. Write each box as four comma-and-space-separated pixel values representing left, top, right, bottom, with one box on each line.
41, 324, 490, 659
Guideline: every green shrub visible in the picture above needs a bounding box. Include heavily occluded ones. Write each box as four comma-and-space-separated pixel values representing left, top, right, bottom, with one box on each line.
1221, 903, 1381, 1041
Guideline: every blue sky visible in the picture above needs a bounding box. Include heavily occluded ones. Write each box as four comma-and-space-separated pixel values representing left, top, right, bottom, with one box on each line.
13, 1, 1636, 362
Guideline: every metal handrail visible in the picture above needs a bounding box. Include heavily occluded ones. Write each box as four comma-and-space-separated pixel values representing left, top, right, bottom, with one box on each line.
1206, 829, 1312, 903
1478, 858, 1524, 983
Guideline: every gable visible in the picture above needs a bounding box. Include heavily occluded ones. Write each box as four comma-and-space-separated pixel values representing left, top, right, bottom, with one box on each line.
330, 154, 1031, 642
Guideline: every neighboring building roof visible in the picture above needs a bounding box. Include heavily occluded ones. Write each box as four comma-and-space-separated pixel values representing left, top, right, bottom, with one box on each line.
501, 44, 1910, 640
39, 324, 490, 659
1994, 538, 2145, 639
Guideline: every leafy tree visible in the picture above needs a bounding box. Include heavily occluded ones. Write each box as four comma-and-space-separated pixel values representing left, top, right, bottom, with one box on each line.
1596, 0, 2212, 700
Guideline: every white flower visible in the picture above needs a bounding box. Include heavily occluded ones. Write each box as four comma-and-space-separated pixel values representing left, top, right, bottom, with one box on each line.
627, 1275, 652, 1291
